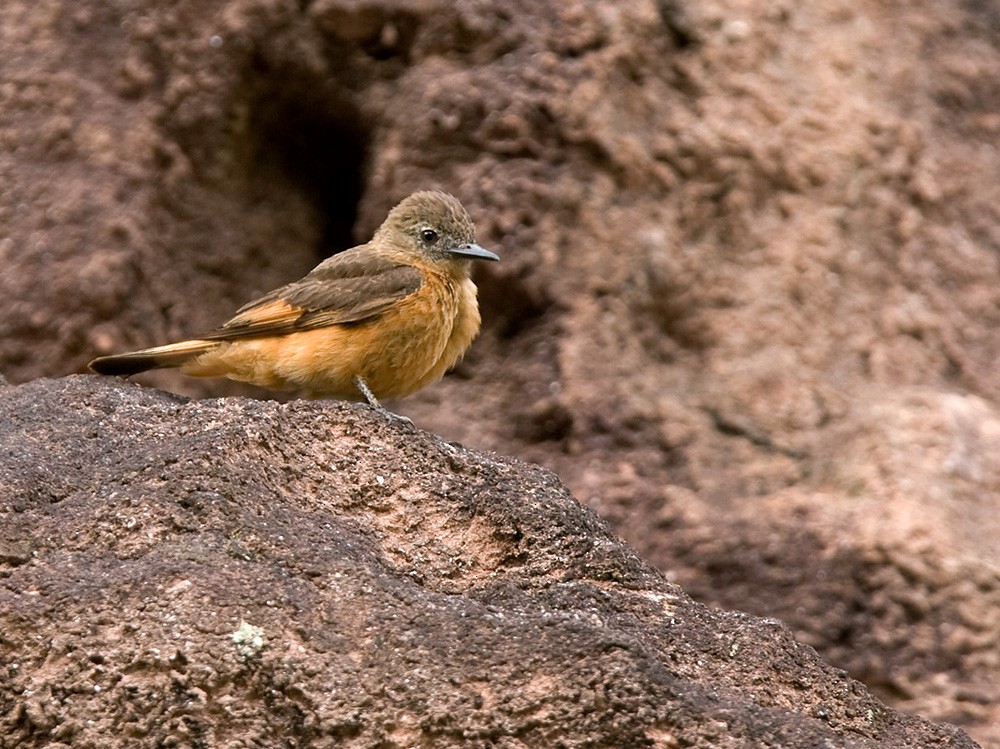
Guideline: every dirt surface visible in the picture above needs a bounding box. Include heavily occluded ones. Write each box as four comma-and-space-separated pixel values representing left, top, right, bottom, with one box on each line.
0, 377, 978, 747
2, 0, 1000, 745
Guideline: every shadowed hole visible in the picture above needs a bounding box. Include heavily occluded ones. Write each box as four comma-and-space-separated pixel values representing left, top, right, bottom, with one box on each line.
249, 80, 369, 260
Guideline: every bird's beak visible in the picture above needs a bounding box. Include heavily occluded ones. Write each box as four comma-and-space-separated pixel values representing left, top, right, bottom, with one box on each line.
449, 242, 499, 262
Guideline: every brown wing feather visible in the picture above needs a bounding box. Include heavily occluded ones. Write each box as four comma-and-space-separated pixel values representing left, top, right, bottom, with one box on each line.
201, 249, 423, 342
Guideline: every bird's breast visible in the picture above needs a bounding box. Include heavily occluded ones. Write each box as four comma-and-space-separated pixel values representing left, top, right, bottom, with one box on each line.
354, 270, 478, 399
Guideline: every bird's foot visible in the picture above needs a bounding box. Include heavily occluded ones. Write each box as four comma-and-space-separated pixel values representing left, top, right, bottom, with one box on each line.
373, 404, 413, 426
353, 375, 413, 426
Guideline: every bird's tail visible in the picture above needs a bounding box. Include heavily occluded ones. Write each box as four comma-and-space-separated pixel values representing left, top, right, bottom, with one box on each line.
89, 339, 218, 376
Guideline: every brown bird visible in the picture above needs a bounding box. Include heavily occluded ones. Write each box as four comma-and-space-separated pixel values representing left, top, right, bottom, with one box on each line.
89, 191, 499, 415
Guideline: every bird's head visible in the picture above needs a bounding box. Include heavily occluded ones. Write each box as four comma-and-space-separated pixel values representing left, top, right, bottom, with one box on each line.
375, 191, 499, 271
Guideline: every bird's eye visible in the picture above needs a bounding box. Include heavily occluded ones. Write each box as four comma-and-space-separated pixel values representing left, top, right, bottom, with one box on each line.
420, 228, 439, 243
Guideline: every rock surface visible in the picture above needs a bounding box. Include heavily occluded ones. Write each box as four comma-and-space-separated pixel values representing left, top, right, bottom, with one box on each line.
0, 377, 978, 747
2, 0, 1000, 745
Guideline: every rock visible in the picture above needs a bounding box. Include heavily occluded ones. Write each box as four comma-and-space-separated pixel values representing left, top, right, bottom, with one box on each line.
0, 377, 977, 747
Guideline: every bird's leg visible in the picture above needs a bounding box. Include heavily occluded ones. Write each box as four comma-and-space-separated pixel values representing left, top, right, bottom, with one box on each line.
352, 375, 412, 425
352, 374, 384, 410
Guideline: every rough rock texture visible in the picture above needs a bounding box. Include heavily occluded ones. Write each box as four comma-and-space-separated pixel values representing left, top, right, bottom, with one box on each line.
2, 0, 1000, 745
0, 377, 978, 748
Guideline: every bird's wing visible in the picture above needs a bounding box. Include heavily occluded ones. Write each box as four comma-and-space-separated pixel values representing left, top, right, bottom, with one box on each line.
201, 250, 423, 341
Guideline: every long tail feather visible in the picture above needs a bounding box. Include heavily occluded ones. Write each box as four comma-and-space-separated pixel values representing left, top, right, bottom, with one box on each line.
89, 339, 217, 376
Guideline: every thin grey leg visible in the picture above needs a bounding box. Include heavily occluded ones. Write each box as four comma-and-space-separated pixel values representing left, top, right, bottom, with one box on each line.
352, 375, 412, 425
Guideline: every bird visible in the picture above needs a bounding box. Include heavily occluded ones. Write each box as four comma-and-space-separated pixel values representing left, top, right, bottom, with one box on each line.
89, 190, 499, 416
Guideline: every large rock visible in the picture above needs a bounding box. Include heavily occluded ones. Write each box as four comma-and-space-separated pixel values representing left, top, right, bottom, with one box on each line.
3, 1, 1000, 744
0, 377, 977, 747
